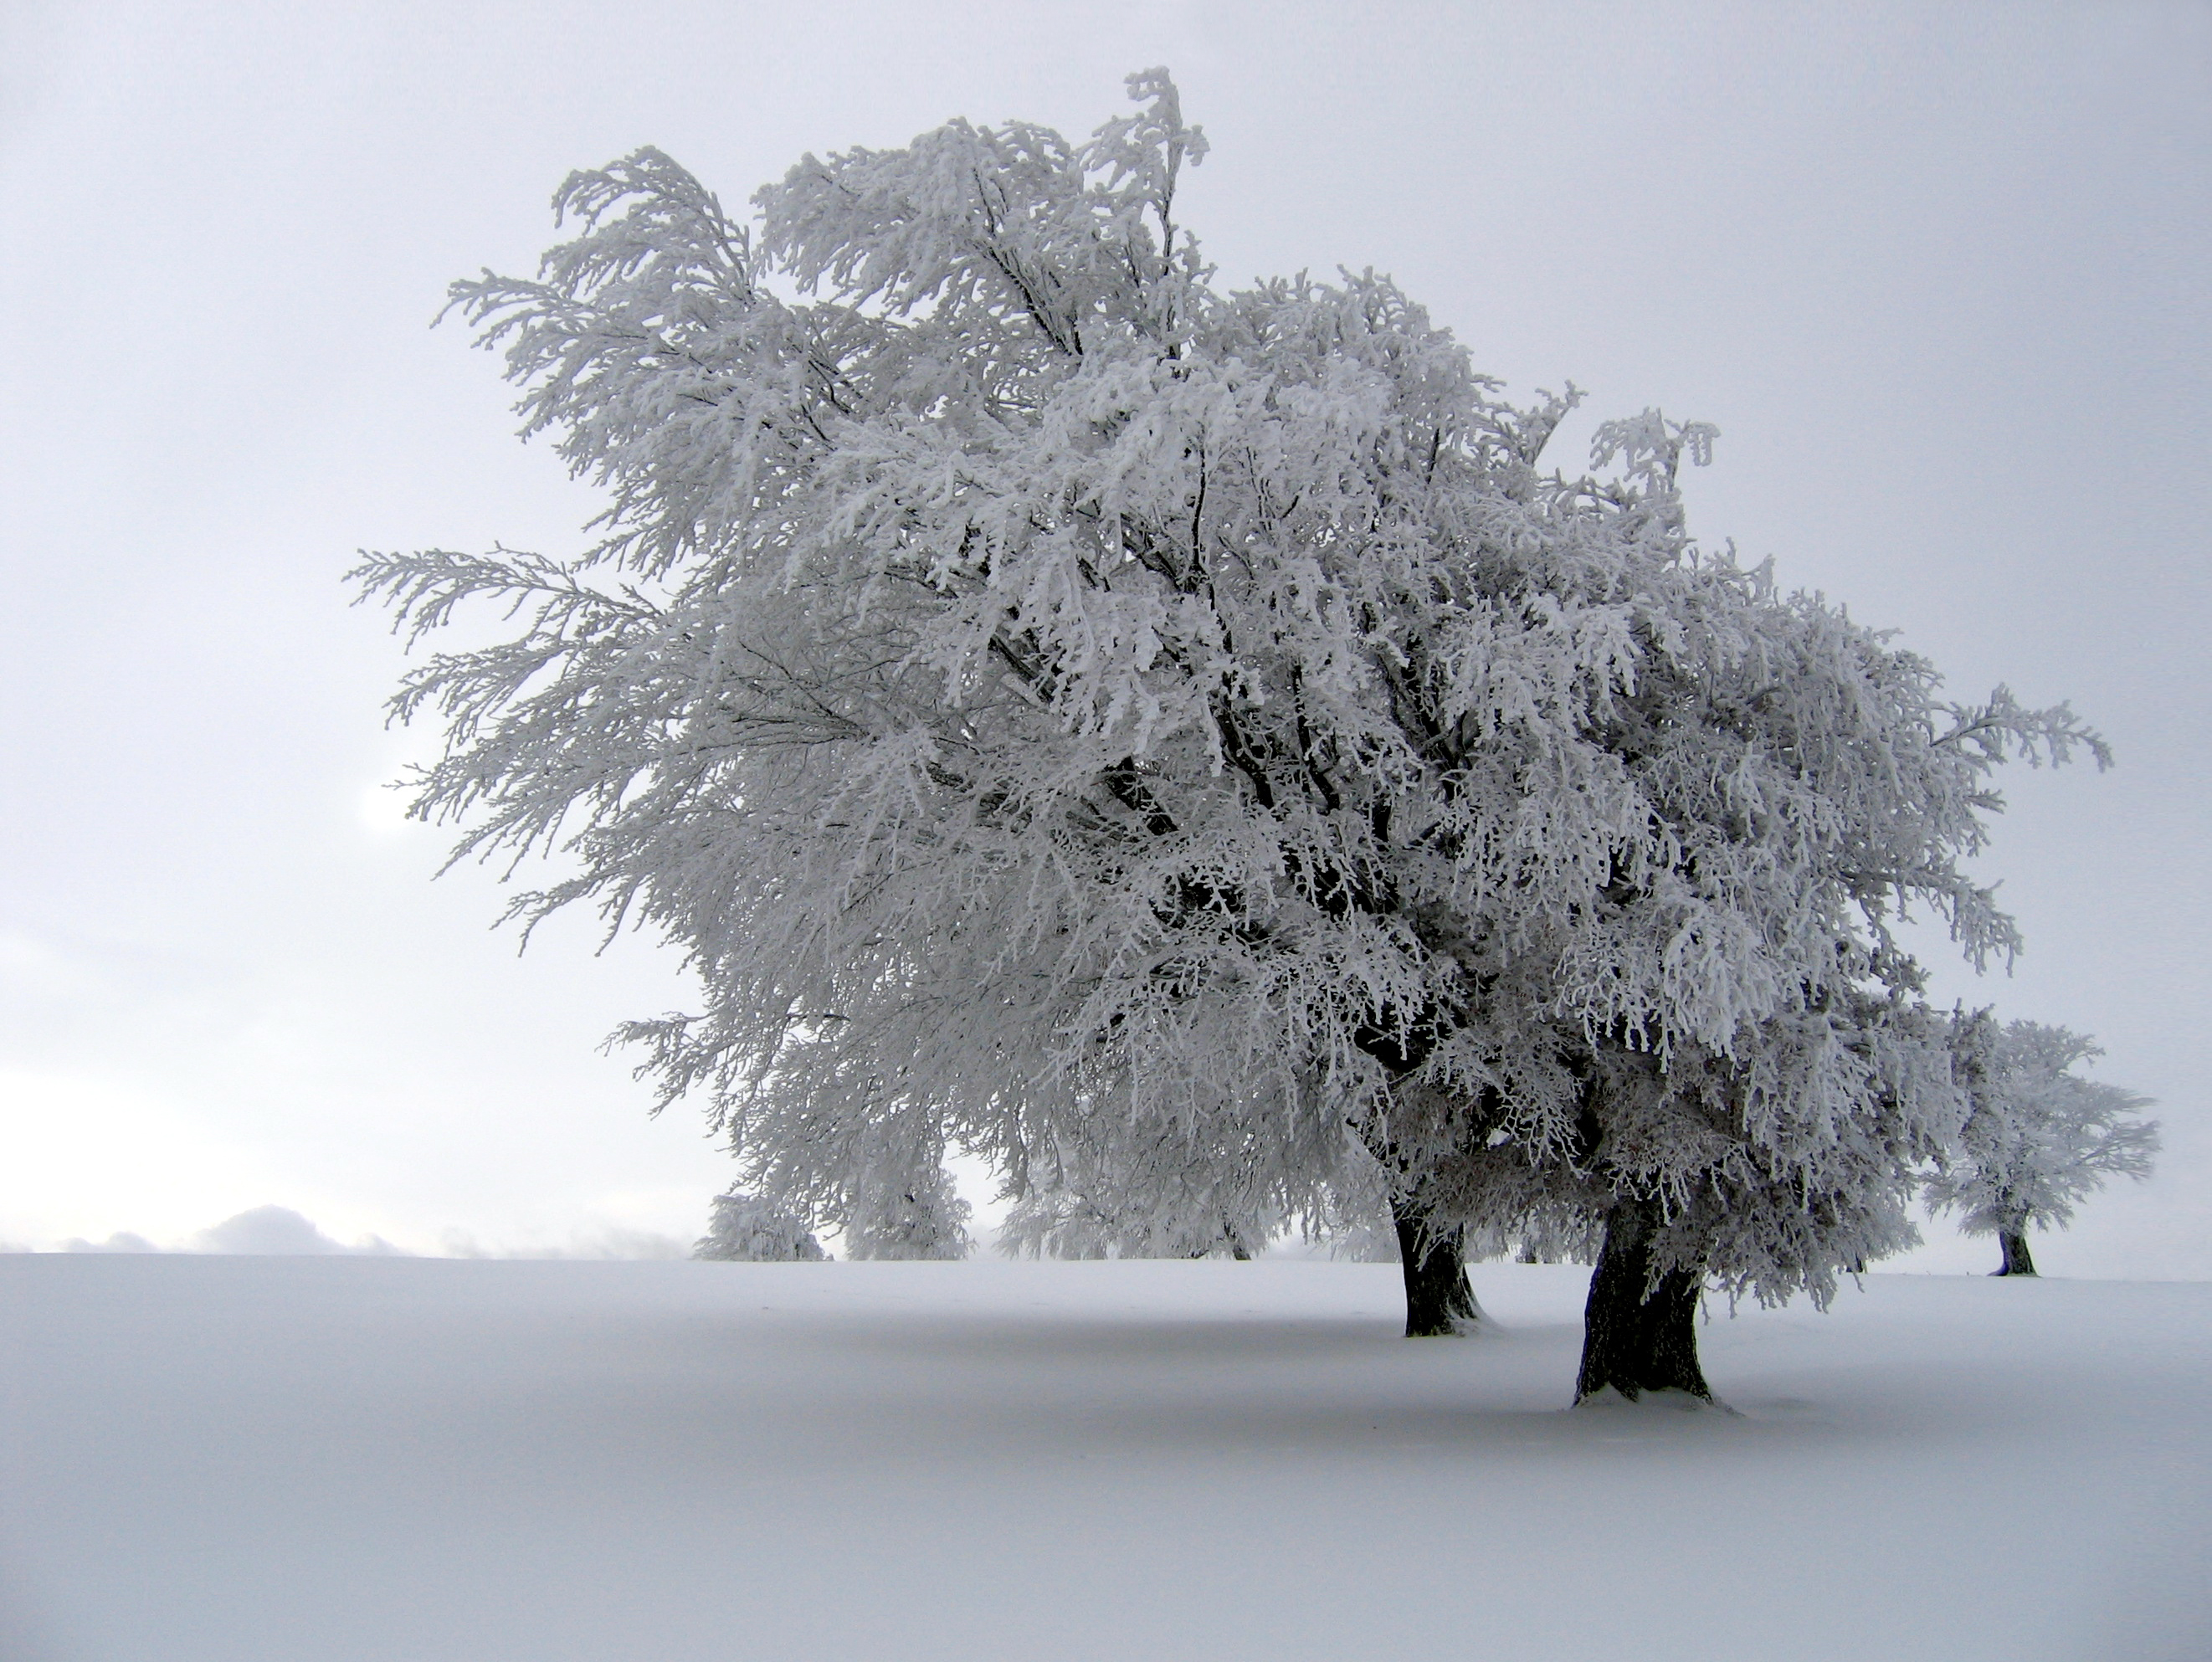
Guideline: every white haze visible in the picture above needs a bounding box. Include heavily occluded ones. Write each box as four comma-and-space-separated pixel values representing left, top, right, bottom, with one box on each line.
0, 3, 2204, 1270
50, 1203, 692, 1261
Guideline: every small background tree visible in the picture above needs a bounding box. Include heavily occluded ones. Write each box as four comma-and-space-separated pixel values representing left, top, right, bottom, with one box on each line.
1931, 1014, 2158, 1276
839, 1166, 973, 1260
694, 1189, 827, 1261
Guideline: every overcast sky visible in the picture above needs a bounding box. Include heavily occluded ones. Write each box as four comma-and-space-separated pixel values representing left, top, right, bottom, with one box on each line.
2, 1, 2204, 1270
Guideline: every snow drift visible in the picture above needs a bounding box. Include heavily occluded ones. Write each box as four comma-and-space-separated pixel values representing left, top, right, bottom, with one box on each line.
1, 1257, 2204, 1660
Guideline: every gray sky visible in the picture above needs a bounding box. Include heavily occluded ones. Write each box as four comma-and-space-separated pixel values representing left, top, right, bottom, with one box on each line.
2, 1, 2204, 1270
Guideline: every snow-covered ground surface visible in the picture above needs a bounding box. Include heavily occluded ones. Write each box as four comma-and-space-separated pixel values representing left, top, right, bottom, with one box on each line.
3, 1258, 2205, 1661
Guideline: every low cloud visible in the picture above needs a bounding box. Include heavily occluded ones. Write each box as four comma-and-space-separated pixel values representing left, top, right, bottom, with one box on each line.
37, 1207, 694, 1259
438, 1223, 692, 1260
59, 1206, 406, 1256
191, 1205, 406, 1255
59, 1230, 162, 1253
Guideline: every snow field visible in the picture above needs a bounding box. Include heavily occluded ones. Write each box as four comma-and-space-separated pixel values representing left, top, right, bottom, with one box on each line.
3, 1257, 2205, 1660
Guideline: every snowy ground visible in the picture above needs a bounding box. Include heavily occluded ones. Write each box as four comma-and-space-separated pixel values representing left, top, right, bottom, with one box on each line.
3, 1259, 2205, 1662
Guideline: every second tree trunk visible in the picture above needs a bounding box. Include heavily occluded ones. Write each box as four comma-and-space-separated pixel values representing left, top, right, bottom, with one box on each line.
1574, 1193, 1712, 1402
1392, 1201, 1482, 1336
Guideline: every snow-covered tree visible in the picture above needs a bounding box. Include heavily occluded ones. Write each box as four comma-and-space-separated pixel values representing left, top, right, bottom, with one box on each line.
1930, 1015, 2158, 1276
827, 1119, 973, 1260
356, 70, 2104, 1400
994, 1117, 1275, 1259
695, 1188, 826, 1261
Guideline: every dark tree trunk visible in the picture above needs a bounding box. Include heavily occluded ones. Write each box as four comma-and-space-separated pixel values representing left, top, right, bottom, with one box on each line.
1994, 1228, 2037, 1277
1574, 1194, 1712, 1403
1392, 1198, 1482, 1336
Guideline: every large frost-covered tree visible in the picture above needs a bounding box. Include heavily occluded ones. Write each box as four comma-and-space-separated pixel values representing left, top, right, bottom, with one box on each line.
357, 71, 2105, 1399
1929, 1015, 2158, 1276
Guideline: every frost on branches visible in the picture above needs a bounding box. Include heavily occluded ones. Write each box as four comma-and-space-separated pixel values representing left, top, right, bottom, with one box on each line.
1931, 1015, 2158, 1276
356, 70, 2110, 1401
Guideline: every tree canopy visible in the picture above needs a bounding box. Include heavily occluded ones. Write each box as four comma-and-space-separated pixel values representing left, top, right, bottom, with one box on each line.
357, 70, 2109, 1398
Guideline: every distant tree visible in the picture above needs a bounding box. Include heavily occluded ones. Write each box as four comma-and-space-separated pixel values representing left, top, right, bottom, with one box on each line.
695, 1188, 826, 1261
1929, 1015, 2158, 1276
357, 70, 2103, 1400
829, 1120, 973, 1260
993, 1119, 1275, 1260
